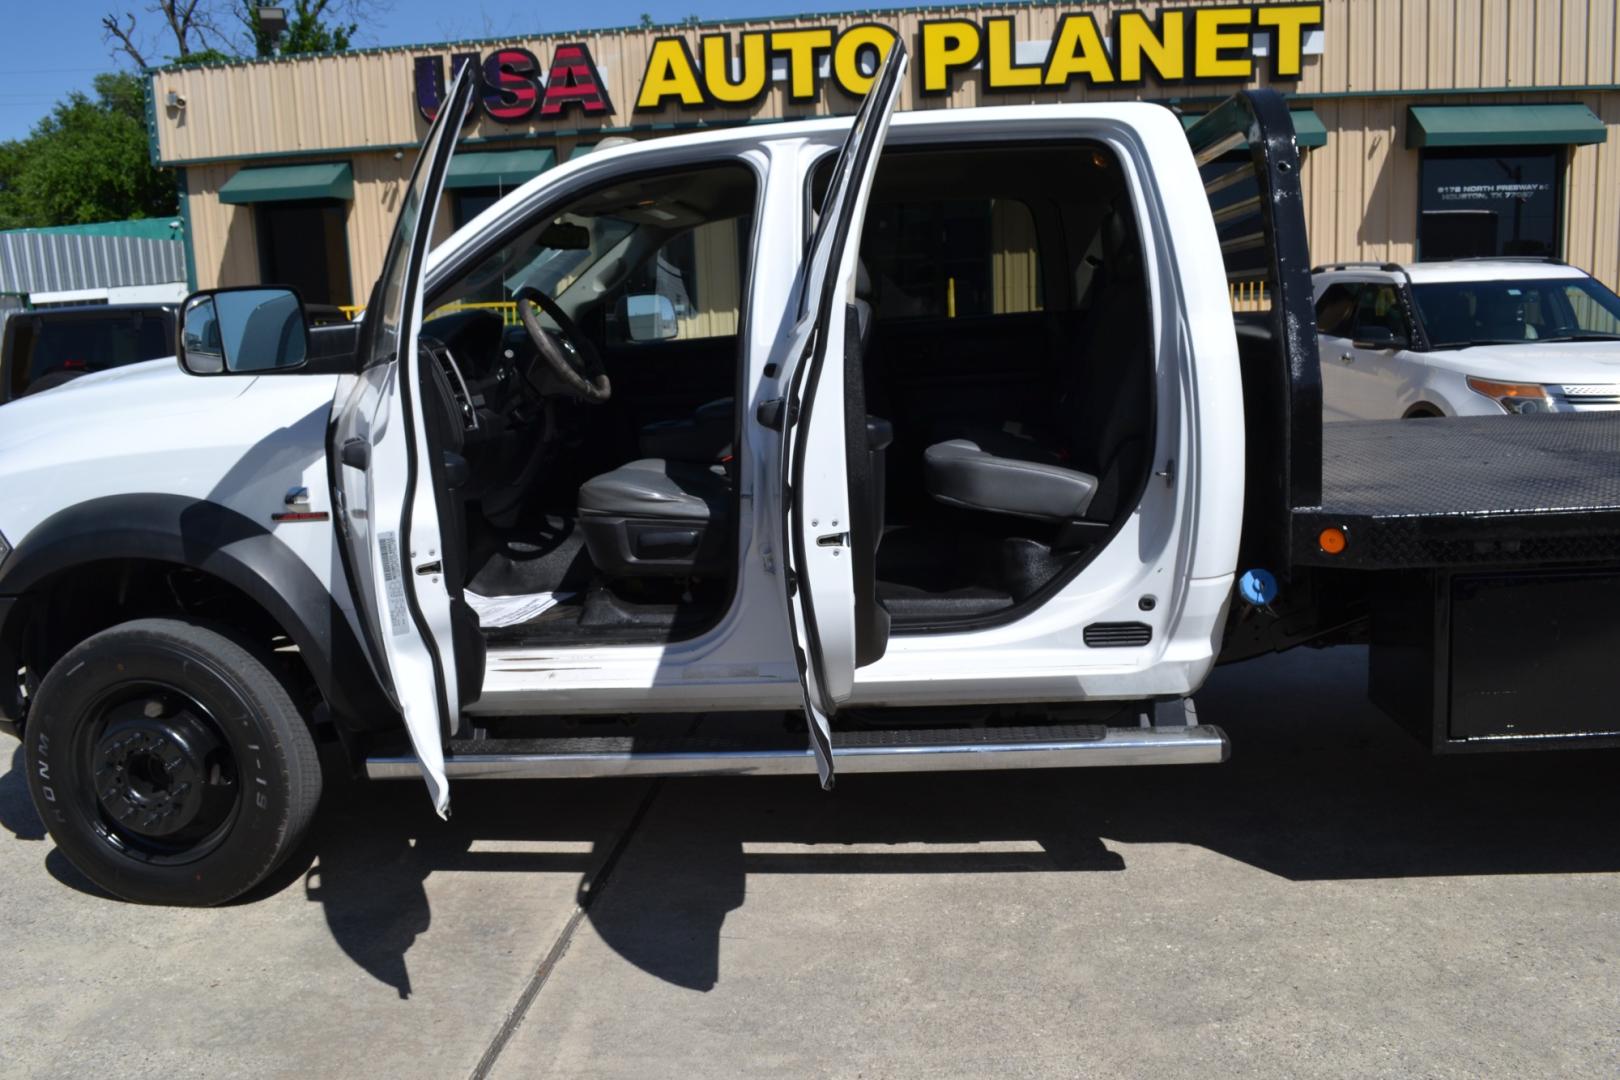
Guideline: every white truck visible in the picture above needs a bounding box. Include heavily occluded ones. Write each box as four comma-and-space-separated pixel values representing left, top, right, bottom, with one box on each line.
5, 55, 1620, 905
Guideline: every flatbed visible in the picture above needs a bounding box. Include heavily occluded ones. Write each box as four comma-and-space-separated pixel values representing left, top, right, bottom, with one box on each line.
1293, 413, 1620, 569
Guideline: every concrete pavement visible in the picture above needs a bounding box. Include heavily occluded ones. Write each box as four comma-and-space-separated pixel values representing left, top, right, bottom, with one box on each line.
2, 645, 1618, 1078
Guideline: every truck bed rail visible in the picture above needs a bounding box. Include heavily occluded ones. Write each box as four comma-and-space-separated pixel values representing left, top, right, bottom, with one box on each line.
1295, 412, 1620, 569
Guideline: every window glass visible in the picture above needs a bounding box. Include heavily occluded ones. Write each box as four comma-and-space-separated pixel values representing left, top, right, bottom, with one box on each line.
1352, 284, 1409, 341
428, 164, 756, 344
1411, 277, 1620, 347
606, 216, 750, 344
1563, 282, 1620, 337
256, 201, 354, 307
1314, 283, 1359, 336
862, 198, 1043, 319
18, 313, 173, 394
1419, 149, 1561, 260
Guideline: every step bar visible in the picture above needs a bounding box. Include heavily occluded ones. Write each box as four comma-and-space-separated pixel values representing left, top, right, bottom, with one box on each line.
365, 725, 1229, 781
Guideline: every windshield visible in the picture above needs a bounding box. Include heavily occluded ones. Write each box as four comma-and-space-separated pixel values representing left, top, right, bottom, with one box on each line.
431, 212, 638, 320
427, 163, 757, 330
1412, 276, 1620, 349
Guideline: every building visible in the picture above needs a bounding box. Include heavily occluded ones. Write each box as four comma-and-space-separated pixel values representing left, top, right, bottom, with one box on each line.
145, 0, 1619, 310
0, 218, 188, 313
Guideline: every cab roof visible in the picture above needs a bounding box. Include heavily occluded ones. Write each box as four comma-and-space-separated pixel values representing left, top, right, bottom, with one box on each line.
1313, 259, 1589, 284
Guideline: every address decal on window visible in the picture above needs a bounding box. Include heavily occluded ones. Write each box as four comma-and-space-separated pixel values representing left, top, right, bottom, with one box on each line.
378, 531, 411, 635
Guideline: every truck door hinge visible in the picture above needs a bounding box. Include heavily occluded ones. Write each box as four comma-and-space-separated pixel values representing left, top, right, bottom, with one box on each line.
756, 397, 797, 431
340, 438, 370, 470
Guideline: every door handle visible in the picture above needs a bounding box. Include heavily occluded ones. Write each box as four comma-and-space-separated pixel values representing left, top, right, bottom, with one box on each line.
340, 438, 370, 469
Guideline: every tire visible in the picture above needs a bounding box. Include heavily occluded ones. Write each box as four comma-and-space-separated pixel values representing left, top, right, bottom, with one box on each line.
24, 617, 321, 906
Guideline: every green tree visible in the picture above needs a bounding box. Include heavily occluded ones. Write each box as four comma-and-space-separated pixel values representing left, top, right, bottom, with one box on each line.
102, 1, 380, 66
0, 73, 177, 230
246, 1, 358, 58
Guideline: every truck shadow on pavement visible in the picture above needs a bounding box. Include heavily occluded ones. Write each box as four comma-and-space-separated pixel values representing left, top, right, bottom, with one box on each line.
8, 646, 1620, 997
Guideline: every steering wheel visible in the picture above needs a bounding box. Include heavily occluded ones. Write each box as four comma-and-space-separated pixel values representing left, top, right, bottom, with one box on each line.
515, 287, 611, 404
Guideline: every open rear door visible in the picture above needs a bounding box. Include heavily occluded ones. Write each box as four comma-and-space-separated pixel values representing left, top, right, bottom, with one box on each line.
776, 41, 907, 789
329, 64, 477, 817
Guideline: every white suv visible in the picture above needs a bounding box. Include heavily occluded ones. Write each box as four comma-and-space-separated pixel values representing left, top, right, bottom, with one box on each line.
1310, 260, 1620, 419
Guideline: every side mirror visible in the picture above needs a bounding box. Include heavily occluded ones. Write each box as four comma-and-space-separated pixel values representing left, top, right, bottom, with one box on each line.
1352, 325, 1406, 351
615, 293, 679, 342
179, 287, 310, 376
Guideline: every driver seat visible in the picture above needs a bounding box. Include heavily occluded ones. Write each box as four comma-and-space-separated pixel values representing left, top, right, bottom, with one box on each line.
578, 261, 878, 581
577, 458, 732, 578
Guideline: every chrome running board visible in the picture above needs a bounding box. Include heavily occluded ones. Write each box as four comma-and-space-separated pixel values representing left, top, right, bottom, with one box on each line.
365, 724, 1229, 780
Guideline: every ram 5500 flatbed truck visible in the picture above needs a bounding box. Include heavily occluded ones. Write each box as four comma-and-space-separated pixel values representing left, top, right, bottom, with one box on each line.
3, 54, 1618, 905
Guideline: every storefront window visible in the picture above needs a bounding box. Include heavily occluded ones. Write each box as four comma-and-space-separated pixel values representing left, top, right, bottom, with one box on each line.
452, 188, 503, 231
1418, 149, 1562, 260
255, 200, 354, 307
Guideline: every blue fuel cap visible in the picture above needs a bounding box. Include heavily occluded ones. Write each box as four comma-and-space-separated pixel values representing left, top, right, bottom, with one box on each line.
1238, 568, 1279, 607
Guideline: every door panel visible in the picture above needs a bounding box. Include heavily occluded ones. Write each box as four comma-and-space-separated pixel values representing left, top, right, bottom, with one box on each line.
330, 63, 477, 817
1346, 283, 1410, 419
776, 41, 908, 789
1314, 282, 1360, 422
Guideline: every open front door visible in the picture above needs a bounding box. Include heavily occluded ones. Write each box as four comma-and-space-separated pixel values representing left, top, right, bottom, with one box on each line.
777, 42, 907, 789
329, 64, 477, 817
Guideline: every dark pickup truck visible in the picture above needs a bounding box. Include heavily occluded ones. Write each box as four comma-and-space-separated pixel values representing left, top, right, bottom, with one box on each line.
0, 303, 177, 402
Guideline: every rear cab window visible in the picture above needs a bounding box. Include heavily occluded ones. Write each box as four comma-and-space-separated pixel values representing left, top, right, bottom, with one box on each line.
861, 198, 1044, 320
5, 309, 174, 400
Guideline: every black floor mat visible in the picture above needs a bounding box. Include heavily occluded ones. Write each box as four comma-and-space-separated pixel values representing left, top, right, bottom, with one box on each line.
468, 512, 727, 645
877, 524, 1066, 602
467, 514, 595, 598
877, 581, 1013, 619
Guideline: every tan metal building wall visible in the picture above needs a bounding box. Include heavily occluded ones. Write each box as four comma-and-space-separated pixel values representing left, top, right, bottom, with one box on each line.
1301, 90, 1620, 288
150, 0, 1620, 295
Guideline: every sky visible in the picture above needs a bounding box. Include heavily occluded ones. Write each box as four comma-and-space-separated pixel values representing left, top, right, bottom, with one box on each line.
0, 0, 958, 141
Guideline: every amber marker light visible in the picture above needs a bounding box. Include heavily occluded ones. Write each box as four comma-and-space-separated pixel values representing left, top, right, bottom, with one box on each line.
1318, 526, 1347, 555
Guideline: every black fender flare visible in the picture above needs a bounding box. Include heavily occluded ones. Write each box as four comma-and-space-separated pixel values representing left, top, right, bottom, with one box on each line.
0, 494, 395, 730
1402, 402, 1445, 419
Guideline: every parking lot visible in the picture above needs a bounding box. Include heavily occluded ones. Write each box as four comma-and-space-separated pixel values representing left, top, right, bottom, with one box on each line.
2, 643, 1617, 1079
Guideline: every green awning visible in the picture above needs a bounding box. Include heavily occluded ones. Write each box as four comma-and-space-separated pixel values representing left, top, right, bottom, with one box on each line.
218, 162, 353, 205
1406, 104, 1607, 149
1182, 108, 1326, 149
1288, 109, 1328, 148
445, 148, 556, 190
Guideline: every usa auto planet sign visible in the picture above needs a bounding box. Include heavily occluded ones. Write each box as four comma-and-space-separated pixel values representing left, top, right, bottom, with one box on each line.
414, 2, 1324, 124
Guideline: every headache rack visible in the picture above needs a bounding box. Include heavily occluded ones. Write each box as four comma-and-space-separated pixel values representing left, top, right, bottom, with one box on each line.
1185, 91, 1322, 573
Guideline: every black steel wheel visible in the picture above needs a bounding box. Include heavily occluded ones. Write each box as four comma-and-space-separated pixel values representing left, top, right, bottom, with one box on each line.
25, 618, 321, 906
